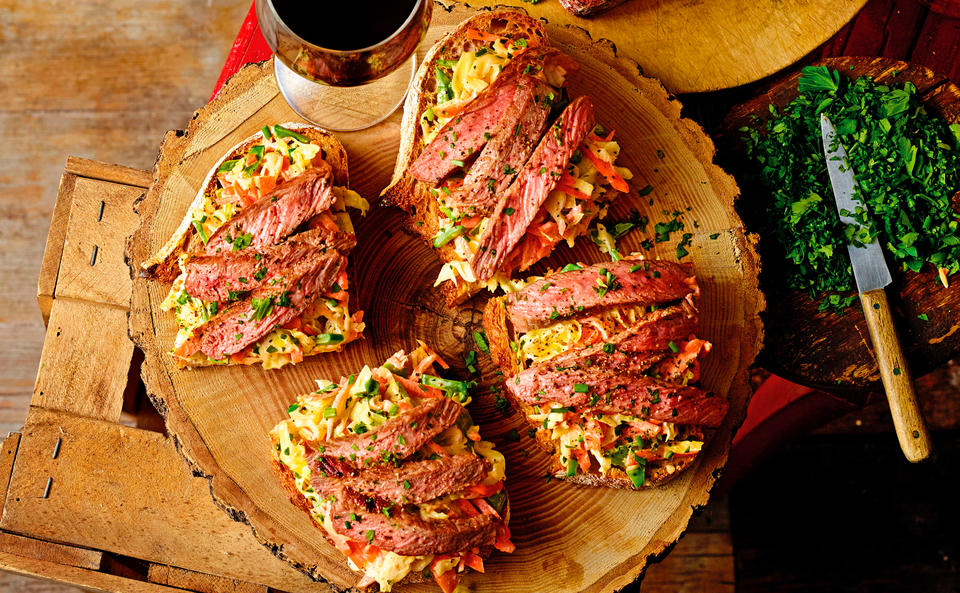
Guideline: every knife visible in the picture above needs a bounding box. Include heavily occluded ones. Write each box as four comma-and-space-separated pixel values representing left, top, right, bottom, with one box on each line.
820, 113, 932, 462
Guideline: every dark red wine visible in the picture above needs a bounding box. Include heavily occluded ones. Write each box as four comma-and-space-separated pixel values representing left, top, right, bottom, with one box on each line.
271, 0, 419, 50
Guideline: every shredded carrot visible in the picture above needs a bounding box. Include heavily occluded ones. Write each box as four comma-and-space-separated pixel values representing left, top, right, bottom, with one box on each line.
462, 551, 485, 573
464, 480, 503, 498
493, 525, 515, 553
466, 28, 503, 42
355, 574, 377, 588
471, 497, 501, 519
555, 183, 593, 201
465, 425, 481, 442
415, 354, 439, 375
583, 146, 629, 192
427, 442, 448, 457
394, 375, 432, 398
455, 498, 481, 518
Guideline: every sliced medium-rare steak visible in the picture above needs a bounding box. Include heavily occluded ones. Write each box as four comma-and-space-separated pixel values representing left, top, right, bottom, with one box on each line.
204, 164, 335, 255
182, 249, 345, 359
407, 48, 570, 188
407, 71, 522, 186
318, 397, 463, 468
311, 454, 487, 505
547, 305, 699, 373
508, 366, 727, 426
506, 259, 699, 333
326, 485, 498, 556
448, 73, 558, 211
184, 229, 355, 302
471, 96, 596, 281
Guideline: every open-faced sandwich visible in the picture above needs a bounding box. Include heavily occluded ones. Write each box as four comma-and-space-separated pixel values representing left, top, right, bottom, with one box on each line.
271, 344, 513, 592
382, 11, 632, 305
141, 123, 369, 369
482, 258, 727, 488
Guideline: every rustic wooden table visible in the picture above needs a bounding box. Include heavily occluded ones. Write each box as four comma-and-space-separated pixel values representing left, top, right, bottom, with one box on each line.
2, 0, 958, 592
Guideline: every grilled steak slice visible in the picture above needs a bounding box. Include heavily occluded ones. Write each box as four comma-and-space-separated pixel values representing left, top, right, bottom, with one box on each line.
312, 455, 488, 505
318, 397, 463, 468
184, 229, 355, 302
448, 70, 560, 211
182, 249, 345, 359
407, 47, 573, 189
204, 164, 335, 255
506, 259, 699, 333
472, 96, 596, 281
326, 485, 498, 556
508, 366, 727, 426
547, 305, 699, 373
407, 71, 523, 186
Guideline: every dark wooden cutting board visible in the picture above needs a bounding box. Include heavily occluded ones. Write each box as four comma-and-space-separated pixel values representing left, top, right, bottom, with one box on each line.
723, 56, 960, 392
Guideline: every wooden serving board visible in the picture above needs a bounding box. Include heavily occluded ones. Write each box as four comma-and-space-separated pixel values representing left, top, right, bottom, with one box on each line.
723, 57, 960, 393
127, 5, 762, 592
0, 156, 732, 593
449, 0, 867, 93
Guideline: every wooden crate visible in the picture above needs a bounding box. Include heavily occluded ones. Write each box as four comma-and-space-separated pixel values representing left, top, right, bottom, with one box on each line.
1, 157, 734, 593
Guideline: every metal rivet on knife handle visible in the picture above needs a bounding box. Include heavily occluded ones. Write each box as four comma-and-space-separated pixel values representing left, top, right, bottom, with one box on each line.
52, 437, 61, 459
97, 200, 105, 222
42, 477, 52, 499
90, 245, 99, 267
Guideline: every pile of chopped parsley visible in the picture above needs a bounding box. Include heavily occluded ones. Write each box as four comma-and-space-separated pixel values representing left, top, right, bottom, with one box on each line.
738, 66, 960, 312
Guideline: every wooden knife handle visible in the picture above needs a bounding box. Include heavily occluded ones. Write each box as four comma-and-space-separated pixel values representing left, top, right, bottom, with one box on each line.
860, 289, 932, 462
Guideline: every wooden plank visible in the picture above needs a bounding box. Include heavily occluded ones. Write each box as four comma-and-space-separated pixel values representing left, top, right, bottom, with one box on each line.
32, 300, 131, 423
0, 533, 101, 571
37, 172, 77, 325
0, 406, 327, 593
54, 177, 140, 309
0, 434, 21, 512
0, 550, 183, 593
64, 157, 152, 189
147, 564, 266, 593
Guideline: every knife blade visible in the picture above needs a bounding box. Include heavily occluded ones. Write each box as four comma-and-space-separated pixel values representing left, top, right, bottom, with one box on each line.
820, 113, 931, 463
819, 113, 892, 293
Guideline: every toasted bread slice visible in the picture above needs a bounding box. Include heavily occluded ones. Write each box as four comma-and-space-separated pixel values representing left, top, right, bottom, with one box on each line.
145, 123, 366, 369
381, 11, 548, 306
483, 290, 709, 489
142, 122, 349, 282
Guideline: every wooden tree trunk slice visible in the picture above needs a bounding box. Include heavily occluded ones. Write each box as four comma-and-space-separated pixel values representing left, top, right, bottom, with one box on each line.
127, 5, 763, 592
447, 0, 867, 93
723, 57, 960, 393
